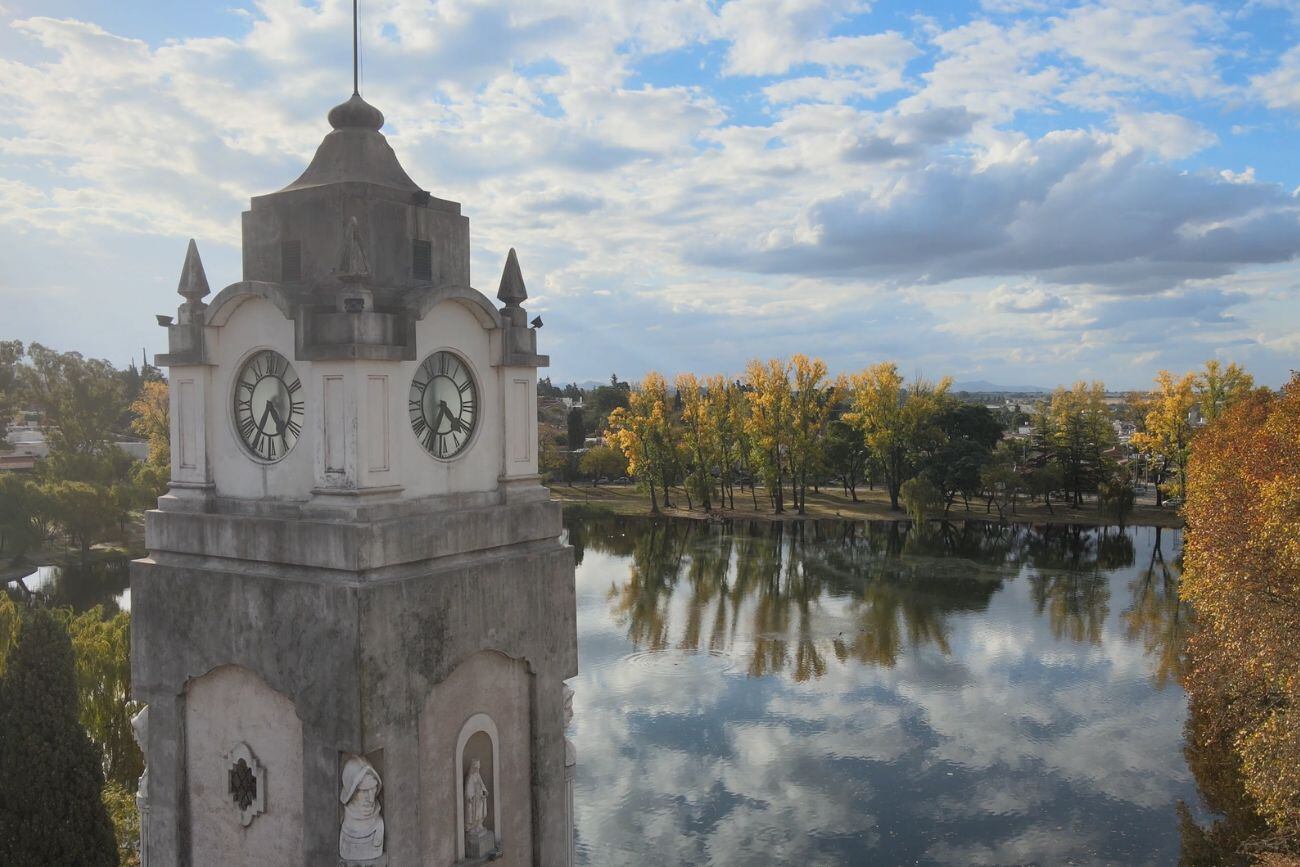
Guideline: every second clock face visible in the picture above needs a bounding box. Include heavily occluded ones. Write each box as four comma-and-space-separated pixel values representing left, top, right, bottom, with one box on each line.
233, 349, 303, 462
409, 350, 478, 459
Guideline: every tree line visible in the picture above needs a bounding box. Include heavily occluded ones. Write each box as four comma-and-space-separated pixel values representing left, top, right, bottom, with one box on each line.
544, 356, 1259, 523
0, 342, 168, 569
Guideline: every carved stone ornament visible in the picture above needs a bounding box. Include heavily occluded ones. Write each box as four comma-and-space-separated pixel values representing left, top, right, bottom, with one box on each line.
225, 742, 265, 827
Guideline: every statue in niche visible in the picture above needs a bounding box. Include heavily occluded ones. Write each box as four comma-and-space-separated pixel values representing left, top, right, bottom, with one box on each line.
464, 758, 493, 857
131, 706, 150, 866
339, 754, 384, 861
563, 685, 576, 768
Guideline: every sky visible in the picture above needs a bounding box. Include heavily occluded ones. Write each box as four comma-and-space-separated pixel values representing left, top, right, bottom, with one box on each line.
1, 0, 1299, 389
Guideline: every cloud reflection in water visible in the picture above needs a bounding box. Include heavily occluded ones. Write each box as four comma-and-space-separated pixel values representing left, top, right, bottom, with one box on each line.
567, 517, 1195, 866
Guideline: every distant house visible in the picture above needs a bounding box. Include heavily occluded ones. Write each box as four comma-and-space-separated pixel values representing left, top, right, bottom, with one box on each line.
1, 417, 149, 472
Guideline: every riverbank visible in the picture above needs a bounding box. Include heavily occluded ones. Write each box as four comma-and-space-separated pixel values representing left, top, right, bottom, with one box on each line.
0, 511, 146, 584
548, 482, 1186, 528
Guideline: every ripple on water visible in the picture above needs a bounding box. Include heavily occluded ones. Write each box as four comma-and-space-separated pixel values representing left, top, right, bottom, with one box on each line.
618, 648, 738, 677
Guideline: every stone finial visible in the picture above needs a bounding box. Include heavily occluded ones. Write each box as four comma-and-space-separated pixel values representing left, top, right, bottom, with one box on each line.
338, 216, 371, 283
497, 248, 527, 308
177, 239, 210, 304
327, 92, 385, 131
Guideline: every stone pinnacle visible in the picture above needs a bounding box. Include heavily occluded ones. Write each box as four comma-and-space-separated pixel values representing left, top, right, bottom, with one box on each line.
497, 247, 527, 307
177, 238, 210, 304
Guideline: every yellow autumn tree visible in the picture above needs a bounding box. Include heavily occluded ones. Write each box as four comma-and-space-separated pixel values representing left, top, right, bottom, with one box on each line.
845, 363, 951, 511
129, 380, 169, 498
705, 375, 741, 510
744, 359, 793, 513
787, 355, 839, 515
676, 373, 718, 511
607, 372, 674, 513
1194, 359, 1254, 424
1181, 374, 1300, 851
1131, 371, 1196, 505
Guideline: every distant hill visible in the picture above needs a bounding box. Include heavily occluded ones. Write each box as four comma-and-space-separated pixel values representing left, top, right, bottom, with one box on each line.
950, 380, 1050, 394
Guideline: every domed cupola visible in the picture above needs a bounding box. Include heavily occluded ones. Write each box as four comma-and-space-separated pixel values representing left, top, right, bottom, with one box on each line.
239, 86, 469, 306
280, 92, 419, 194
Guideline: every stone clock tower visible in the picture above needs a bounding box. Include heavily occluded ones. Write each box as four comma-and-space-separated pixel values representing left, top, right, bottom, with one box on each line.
131, 86, 577, 866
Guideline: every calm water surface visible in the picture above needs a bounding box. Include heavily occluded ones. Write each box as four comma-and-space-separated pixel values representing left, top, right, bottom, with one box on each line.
566, 515, 1196, 866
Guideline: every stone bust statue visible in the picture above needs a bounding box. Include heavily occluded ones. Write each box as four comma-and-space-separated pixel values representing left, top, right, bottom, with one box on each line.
339, 754, 384, 861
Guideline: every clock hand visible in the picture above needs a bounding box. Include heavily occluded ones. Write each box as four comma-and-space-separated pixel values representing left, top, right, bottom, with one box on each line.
267, 402, 286, 436
256, 402, 273, 435
433, 401, 452, 434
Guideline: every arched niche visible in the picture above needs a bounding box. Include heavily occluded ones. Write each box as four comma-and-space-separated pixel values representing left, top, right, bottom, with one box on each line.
418, 650, 532, 865
455, 712, 501, 860
184, 664, 304, 867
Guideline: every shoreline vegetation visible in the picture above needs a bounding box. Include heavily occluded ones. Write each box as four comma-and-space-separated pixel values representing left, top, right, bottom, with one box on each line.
548, 481, 1185, 529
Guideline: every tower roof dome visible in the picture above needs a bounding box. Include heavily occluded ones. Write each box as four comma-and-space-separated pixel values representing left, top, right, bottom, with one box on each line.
278, 92, 419, 194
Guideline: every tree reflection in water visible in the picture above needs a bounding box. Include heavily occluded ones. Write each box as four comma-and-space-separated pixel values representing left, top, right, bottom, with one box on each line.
1122, 527, 1192, 690
577, 515, 1184, 682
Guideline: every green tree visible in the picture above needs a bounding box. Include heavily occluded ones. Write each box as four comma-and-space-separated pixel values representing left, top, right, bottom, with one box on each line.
578, 444, 628, 485
926, 403, 1002, 513
900, 475, 943, 525
60, 607, 142, 789
980, 440, 1024, 520
0, 607, 118, 866
0, 474, 52, 564
824, 418, 870, 501
0, 340, 24, 451
46, 480, 119, 565
20, 344, 126, 458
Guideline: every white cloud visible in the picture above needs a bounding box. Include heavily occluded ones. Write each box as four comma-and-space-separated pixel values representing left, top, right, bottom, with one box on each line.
1050, 0, 1228, 99
1251, 44, 1300, 111
1113, 112, 1218, 160
1, 1, 1299, 387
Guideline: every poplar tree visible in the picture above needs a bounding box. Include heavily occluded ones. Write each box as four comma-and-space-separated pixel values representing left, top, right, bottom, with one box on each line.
1131, 371, 1195, 505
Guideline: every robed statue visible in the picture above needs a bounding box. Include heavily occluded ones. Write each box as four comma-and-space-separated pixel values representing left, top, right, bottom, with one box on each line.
339, 754, 384, 861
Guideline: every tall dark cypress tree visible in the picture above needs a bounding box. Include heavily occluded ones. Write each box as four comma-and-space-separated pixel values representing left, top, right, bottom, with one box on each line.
0, 607, 117, 866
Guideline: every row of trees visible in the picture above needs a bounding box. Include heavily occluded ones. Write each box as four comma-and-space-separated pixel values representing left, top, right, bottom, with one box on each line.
598, 356, 1256, 521
0, 343, 168, 566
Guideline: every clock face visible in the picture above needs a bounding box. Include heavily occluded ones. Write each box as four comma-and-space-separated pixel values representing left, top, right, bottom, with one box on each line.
409, 350, 478, 458
233, 349, 304, 462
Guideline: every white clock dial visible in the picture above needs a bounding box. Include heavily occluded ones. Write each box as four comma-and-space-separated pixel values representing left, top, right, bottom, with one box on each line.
409, 351, 477, 458
233, 350, 304, 462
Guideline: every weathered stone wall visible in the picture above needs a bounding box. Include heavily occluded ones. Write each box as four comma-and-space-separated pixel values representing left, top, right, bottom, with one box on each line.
185, 666, 304, 866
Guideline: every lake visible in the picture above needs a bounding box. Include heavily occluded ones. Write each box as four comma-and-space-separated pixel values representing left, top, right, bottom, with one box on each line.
566, 515, 1198, 866
9, 515, 1202, 865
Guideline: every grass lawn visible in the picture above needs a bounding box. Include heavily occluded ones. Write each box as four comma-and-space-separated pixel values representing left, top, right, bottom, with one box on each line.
547, 481, 1184, 528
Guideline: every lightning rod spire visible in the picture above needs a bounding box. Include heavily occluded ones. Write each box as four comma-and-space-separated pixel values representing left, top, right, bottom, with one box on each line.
352, 0, 359, 95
